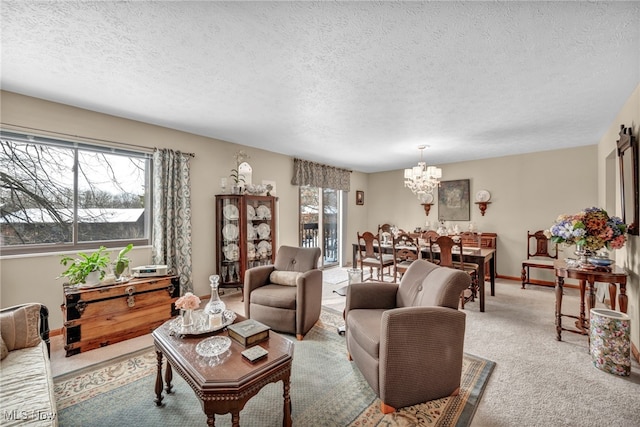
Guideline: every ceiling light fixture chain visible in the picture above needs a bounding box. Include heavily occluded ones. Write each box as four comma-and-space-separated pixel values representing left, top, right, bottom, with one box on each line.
404, 145, 442, 202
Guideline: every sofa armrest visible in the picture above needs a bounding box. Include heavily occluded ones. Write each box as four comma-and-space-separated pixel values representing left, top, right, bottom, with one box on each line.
39, 305, 50, 358
345, 282, 398, 318
296, 269, 323, 289
296, 269, 323, 304
296, 269, 323, 334
378, 306, 466, 404
0, 303, 50, 358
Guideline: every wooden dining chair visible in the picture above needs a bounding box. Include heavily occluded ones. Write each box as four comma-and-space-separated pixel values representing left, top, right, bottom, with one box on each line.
418, 230, 441, 262
421, 230, 440, 243
521, 230, 558, 289
378, 223, 392, 233
430, 235, 479, 308
392, 232, 419, 281
357, 231, 395, 282
377, 223, 394, 247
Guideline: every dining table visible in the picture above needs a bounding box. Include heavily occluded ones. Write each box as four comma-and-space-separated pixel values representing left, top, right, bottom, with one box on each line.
352, 243, 496, 312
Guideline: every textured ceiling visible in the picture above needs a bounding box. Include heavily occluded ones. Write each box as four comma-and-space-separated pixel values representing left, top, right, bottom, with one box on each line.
1, 1, 639, 173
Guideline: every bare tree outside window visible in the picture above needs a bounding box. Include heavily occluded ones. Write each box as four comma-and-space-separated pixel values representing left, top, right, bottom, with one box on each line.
0, 133, 150, 253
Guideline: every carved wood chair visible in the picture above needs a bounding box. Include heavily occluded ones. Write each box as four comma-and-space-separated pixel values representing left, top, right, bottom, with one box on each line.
393, 232, 419, 281
521, 230, 558, 289
419, 230, 441, 264
430, 236, 479, 308
357, 231, 395, 282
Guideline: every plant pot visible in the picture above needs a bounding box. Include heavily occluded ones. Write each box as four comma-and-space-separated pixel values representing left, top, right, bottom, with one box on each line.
113, 262, 130, 281
84, 270, 101, 286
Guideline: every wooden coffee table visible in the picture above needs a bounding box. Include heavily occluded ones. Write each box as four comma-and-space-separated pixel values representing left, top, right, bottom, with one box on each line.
152, 316, 293, 426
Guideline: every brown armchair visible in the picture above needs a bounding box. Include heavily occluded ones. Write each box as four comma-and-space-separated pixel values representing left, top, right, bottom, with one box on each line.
345, 259, 470, 413
244, 245, 322, 340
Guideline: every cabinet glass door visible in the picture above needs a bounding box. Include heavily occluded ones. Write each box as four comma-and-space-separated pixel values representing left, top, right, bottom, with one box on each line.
245, 196, 275, 270
219, 196, 241, 286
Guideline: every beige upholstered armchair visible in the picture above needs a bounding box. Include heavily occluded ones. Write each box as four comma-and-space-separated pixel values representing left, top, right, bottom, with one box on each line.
345, 259, 470, 413
244, 246, 322, 340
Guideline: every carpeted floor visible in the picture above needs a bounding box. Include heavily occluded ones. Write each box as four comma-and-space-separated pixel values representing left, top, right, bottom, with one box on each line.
54, 308, 494, 427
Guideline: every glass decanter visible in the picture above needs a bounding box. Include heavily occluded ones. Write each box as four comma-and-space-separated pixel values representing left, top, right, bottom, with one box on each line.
204, 274, 226, 316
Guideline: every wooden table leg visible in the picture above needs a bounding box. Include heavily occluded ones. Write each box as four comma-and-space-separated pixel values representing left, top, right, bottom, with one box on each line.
283, 372, 292, 427
587, 280, 596, 318
619, 283, 628, 313
477, 260, 485, 312
231, 412, 239, 427
154, 350, 164, 406
586, 279, 596, 346
609, 283, 618, 311
490, 255, 496, 296
207, 414, 215, 427
164, 361, 173, 394
555, 276, 564, 341
577, 279, 587, 332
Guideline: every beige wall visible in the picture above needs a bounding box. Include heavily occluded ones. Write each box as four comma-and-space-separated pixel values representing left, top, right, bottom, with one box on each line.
1, 87, 638, 355
596, 84, 639, 350
361, 146, 598, 279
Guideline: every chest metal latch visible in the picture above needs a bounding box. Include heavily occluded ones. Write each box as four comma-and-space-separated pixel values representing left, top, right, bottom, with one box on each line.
125, 285, 136, 308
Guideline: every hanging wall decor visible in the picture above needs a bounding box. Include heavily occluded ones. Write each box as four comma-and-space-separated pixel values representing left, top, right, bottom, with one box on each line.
438, 179, 470, 221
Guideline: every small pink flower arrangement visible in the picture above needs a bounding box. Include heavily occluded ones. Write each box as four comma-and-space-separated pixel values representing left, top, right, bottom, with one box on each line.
175, 292, 201, 310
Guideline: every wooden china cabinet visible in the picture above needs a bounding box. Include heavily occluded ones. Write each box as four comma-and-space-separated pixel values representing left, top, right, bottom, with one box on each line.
215, 194, 278, 292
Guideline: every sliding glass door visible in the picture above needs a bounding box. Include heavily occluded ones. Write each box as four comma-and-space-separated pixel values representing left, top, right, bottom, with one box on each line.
299, 186, 341, 268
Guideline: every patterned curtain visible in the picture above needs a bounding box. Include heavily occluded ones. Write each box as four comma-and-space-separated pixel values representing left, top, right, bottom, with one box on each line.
291, 158, 351, 191
152, 149, 193, 294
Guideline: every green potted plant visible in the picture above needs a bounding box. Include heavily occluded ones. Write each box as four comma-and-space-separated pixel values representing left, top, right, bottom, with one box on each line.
230, 168, 245, 194
59, 246, 111, 286
113, 243, 133, 280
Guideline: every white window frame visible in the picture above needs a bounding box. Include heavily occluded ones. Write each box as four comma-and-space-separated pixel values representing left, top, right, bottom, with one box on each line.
0, 130, 152, 256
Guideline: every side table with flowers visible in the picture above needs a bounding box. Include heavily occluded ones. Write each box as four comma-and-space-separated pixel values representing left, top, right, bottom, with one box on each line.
544, 207, 628, 268
547, 207, 630, 344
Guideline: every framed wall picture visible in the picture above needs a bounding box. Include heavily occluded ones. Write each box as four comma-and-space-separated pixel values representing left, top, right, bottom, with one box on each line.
356, 190, 364, 205
438, 179, 470, 221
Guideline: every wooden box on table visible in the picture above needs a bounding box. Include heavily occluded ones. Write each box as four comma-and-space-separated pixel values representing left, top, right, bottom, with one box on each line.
61, 275, 179, 357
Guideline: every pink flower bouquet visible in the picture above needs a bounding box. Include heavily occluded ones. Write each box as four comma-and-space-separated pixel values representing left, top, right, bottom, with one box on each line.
175, 292, 201, 310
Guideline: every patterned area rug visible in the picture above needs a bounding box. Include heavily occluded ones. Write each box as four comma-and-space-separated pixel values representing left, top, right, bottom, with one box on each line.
54, 308, 494, 426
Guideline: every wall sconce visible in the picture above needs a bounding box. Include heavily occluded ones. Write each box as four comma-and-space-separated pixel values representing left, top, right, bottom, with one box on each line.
475, 201, 491, 216
474, 190, 491, 216
420, 193, 434, 216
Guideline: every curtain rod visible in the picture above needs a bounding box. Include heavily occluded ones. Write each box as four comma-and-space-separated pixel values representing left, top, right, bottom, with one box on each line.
2, 122, 195, 157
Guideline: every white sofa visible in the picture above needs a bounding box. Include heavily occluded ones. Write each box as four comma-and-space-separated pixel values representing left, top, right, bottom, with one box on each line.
0, 303, 58, 426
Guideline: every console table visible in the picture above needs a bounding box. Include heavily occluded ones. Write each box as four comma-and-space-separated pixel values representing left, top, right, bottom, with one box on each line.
553, 260, 628, 341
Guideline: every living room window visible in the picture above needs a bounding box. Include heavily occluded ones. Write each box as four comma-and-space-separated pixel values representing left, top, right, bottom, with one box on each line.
0, 131, 151, 255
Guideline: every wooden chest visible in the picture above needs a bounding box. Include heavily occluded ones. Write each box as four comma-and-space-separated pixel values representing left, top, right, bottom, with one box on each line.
61, 276, 179, 357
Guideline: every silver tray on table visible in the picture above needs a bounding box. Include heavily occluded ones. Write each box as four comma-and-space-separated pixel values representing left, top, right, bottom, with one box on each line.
169, 309, 237, 337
